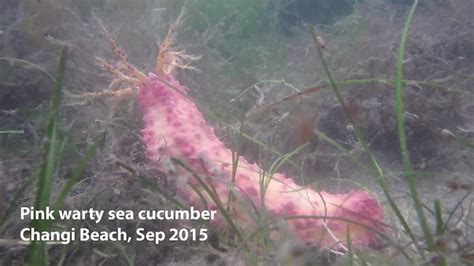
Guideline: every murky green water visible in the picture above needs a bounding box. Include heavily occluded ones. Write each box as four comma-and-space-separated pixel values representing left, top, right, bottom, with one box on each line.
1, 1, 473, 265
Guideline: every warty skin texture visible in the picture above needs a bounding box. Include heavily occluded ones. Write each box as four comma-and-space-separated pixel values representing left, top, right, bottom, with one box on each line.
138, 73, 384, 248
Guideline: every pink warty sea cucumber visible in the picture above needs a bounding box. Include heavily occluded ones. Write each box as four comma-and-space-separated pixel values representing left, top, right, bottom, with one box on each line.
96, 16, 384, 249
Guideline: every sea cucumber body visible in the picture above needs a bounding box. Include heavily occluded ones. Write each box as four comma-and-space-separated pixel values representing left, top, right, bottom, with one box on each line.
139, 73, 383, 247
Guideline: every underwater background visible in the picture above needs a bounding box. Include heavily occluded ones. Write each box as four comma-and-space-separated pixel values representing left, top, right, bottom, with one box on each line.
1, 0, 473, 265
